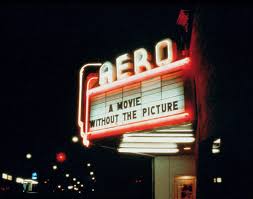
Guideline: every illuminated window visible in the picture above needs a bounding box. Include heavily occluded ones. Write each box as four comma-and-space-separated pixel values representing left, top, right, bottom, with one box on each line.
16, 177, 24, 184
7, 175, 12, 181
217, 177, 222, 183
2, 173, 8, 180
212, 138, 221, 154
213, 177, 222, 183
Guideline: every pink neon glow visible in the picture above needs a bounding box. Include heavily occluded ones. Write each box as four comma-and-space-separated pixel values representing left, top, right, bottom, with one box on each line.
88, 57, 190, 97
80, 58, 191, 143
77, 63, 102, 147
85, 76, 99, 133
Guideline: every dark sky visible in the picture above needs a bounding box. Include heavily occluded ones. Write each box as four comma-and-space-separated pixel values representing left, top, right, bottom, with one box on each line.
0, 3, 186, 194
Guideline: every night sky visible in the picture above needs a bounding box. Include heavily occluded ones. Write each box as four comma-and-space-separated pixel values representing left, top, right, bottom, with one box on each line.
0, 3, 186, 196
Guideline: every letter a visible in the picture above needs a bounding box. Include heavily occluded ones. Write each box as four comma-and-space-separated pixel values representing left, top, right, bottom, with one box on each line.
109, 104, 113, 112
99, 61, 117, 86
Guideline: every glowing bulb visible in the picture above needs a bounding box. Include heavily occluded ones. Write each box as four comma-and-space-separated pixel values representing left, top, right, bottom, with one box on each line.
26, 153, 32, 159
52, 165, 57, 170
72, 136, 79, 143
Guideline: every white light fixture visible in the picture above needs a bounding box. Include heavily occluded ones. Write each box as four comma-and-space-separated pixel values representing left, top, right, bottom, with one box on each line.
214, 138, 221, 144
72, 136, 79, 143
26, 153, 32, 159
57, 185, 61, 189
7, 175, 12, 181
81, 184, 84, 187
183, 147, 191, 150
92, 177, 95, 180
122, 136, 195, 143
16, 177, 24, 184
2, 173, 8, 180
92, 189, 95, 192
217, 177, 222, 183
52, 165, 57, 170
119, 142, 177, 149
68, 186, 73, 190
65, 174, 70, 178
24, 179, 38, 184
77, 181, 80, 184
90, 171, 94, 175
87, 163, 91, 167
118, 148, 179, 153
73, 178, 76, 181
212, 149, 220, 154
155, 129, 194, 132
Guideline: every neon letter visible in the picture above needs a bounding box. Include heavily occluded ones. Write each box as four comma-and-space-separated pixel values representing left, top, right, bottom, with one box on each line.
116, 53, 134, 80
134, 48, 154, 74
99, 61, 116, 86
155, 38, 177, 67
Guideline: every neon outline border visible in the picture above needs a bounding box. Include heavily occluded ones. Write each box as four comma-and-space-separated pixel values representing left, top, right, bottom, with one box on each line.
81, 58, 191, 143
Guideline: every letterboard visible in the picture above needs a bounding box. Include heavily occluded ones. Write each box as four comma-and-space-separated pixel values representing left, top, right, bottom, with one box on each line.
89, 70, 185, 132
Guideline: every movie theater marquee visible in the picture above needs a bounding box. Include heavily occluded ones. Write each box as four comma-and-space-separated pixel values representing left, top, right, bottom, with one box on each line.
90, 71, 184, 131
79, 38, 191, 143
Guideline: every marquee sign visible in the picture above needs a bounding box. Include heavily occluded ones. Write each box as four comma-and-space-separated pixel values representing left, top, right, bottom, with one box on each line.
78, 38, 192, 146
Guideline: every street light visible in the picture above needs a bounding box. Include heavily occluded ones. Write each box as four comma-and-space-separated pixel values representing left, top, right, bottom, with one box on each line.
26, 153, 32, 159
72, 136, 79, 143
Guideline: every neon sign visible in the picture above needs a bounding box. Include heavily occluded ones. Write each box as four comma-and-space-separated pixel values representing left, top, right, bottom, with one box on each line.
78, 38, 192, 147
99, 38, 177, 86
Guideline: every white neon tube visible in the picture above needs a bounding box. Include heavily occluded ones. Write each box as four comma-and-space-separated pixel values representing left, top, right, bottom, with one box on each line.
122, 137, 195, 143
119, 142, 177, 149
123, 133, 194, 137
118, 148, 179, 153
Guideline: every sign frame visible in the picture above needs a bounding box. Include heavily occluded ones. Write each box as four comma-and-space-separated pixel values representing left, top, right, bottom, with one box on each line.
78, 58, 193, 146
